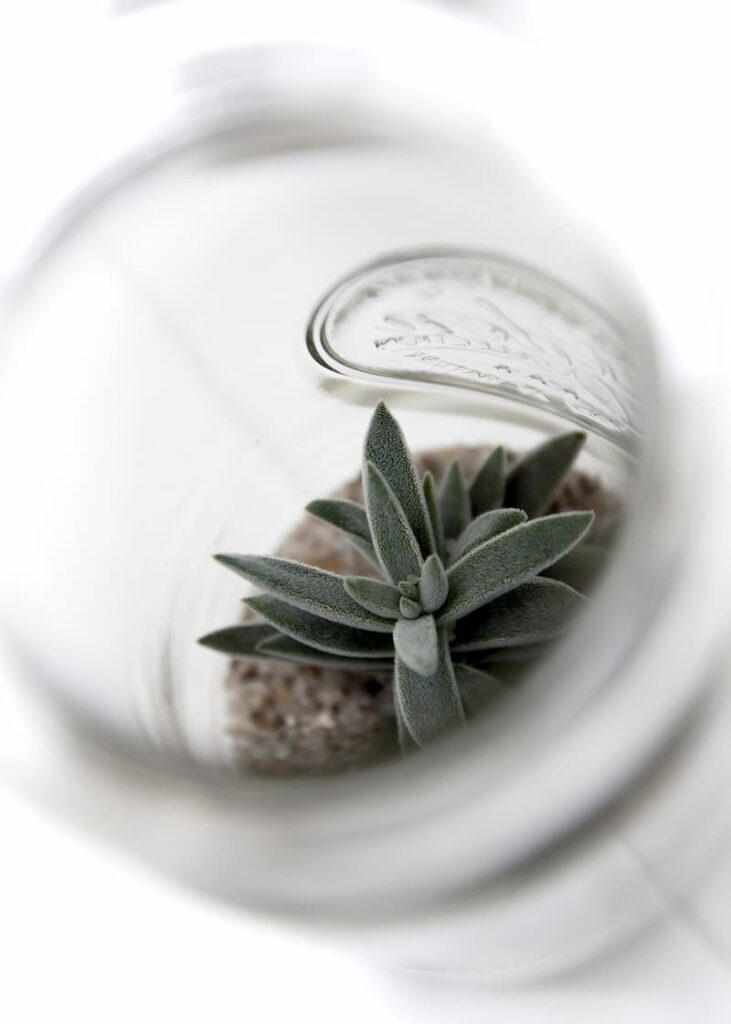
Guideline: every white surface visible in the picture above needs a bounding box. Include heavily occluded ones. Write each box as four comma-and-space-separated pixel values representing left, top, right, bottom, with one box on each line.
1, 780, 731, 1023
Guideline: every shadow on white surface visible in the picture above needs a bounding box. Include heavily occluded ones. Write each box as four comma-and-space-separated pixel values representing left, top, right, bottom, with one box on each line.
2, 777, 730, 1024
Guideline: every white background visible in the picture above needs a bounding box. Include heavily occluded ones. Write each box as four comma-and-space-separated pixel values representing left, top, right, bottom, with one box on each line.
1, 2, 730, 1021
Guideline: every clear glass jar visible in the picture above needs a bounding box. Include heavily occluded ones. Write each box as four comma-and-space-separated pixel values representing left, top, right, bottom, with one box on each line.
0, 0, 729, 981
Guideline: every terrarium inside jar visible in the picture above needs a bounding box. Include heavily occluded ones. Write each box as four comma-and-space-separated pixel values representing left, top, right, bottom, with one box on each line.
201, 242, 636, 774
0, 55, 647, 779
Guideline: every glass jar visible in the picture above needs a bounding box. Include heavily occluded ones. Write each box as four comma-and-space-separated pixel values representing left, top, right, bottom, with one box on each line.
0, 0, 729, 981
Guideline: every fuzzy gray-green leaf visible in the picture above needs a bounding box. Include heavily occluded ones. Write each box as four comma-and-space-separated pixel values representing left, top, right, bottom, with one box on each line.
439, 512, 593, 623
422, 471, 445, 559
363, 461, 424, 584
399, 596, 422, 619
394, 628, 464, 745
258, 633, 394, 671
344, 576, 401, 619
364, 402, 435, 556
215, 554, 392, 632
439, 459, 471, 541
469, 446, 506, 515
452, 578, 584, 651
197, 622, 276, 657
418, 553, 449, 613
395, 706, 420, 754
454, 664, 503, 714
393, 614, 438, 675
505, 431, 586, 517
247, 594, 395, 659
449, 508, 527, 565
305, 498, 378, 565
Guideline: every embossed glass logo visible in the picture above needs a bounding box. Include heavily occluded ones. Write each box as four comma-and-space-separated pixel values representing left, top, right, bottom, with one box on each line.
307, 251, 641, 445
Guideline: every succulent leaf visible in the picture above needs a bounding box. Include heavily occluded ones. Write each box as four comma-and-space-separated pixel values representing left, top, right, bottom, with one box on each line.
394, 628, 465, 745
258, 633, 394, 671
439, 459, 471, 541
452, 578, 584, 652
454, 664, 503, 714
439, 512, 593, 623
305, 498, 378, 566
363, 461, 424, 584
395, 707, 420, 754
469, 446, 506, 516
344, 576, 402, 619
399, 596, 423, 619
418, 553, 449, 613
364, 402, 435, 556
246, 594, 395, 659
393, 614, 439, 675
215, 554, 392, 633
505, 431, 586, 518
422, 471, 445, 560
198, 622, 277, 656
448, 508, 527, 565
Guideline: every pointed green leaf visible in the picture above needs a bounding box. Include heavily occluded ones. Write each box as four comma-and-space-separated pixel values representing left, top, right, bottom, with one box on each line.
505, 431, 586, 517
198, 623, 277, 657
363, 402, 435, 556
246, 594, 395, 659
422, 471, 445, 560
305, 498, 378, 565
418, 553, 449, 613
258, 633, 394, 671
542, 544, 607, 593
454, 664, 503, 714
395, 705, 420, 754
439, 512, 593, 623
469, 446, 506, 515
452, 578, 584, 651
449, 508, 527, 565
393, 614, 438, 675
363, 461, 424, 584
439, 459, 471, 541
394, 628, 465, 745
215, 554, 392, 632
344, 576, 401, 619
399, 596, 423, 619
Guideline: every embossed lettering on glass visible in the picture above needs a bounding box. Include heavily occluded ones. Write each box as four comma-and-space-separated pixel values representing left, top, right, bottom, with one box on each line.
309, 251, 642, 446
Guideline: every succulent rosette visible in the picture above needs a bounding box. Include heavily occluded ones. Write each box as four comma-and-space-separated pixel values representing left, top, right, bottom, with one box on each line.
201, 404, 593, 749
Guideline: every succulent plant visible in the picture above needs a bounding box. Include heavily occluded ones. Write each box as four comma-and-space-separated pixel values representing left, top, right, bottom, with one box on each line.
200, 403, 593, 749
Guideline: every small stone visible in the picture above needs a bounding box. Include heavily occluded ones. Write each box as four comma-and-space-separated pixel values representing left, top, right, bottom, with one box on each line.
314, 711, 335, 730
